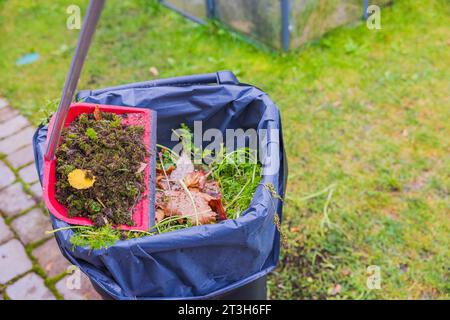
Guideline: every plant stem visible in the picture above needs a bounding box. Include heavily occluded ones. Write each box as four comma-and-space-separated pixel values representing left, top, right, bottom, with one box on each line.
46, 225, 90, 234
225, 179, 251, 210
158, 152, 172, 191
96, 197, 106, 208
179, 179, 200, 226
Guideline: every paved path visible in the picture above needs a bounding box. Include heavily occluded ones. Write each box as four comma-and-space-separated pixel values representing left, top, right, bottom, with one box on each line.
0, 98, 101, 300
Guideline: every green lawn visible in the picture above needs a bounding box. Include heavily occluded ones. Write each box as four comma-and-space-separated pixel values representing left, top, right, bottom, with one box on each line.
0, 0, 448, 299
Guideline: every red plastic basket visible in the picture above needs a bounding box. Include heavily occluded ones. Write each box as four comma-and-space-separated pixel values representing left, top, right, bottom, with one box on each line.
43, 103, 155, 231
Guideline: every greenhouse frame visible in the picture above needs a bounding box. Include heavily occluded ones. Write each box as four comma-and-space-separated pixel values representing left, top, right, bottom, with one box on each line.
159, 0, 391, 51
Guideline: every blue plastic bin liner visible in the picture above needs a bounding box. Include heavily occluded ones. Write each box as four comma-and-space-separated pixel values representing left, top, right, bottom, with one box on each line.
33, 71, 287, 299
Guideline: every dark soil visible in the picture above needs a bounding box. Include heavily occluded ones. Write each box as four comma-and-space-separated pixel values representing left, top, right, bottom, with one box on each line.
55, 111, 148, 227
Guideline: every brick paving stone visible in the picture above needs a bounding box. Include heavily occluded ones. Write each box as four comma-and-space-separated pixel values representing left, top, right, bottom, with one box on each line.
0, 216, 13, 244
6, 273, 55, 300
0, 115, 29, 139
0, 183, 36, 217
0, 126, 35, 154
0, 98, 7, 109
0, 239, 32, 284
29, 182, 43, 199
11, 208, 51, 245
32, 237, 70, 278
7, 144, 35, 168
56, 271, 102, 300
18, 163, 39, 184
0, 107, 19, 123
0, 161, 15, 189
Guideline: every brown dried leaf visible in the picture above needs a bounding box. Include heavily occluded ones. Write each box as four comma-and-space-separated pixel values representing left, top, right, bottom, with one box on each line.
155, 190, 165, 209
208, 198, 227, 220
156, 165, 174, 176
155, 208, 165, 223
93, 105, 102, 121
156, 175, 174, 191
183, 171, 207, 189
201, 179, 221, 198
164, 190, 216, 225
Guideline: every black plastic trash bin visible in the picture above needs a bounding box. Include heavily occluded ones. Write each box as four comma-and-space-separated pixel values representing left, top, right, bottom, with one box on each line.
33, 70, 287, 300
90, 275, 268, 300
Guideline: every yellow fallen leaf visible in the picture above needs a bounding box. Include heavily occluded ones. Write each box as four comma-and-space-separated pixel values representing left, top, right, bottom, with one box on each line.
68, 169, 95, 189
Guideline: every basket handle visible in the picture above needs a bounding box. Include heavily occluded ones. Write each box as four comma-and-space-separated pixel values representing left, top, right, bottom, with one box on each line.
77, 70, 240, 99
45, 0, 105, 161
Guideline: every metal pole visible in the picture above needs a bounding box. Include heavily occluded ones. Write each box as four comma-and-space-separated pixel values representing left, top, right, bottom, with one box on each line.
363, 0, 369, 19
280, 0, 290, 52
206, 0, 215, 19
45, 0, 105, 160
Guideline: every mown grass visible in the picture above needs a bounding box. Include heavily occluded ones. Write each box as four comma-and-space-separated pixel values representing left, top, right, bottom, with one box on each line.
0, 0, 448, 299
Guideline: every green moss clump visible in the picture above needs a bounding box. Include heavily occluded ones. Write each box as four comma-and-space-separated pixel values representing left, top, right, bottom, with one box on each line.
85, 127, 97, 140
55, 112, 148, 227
